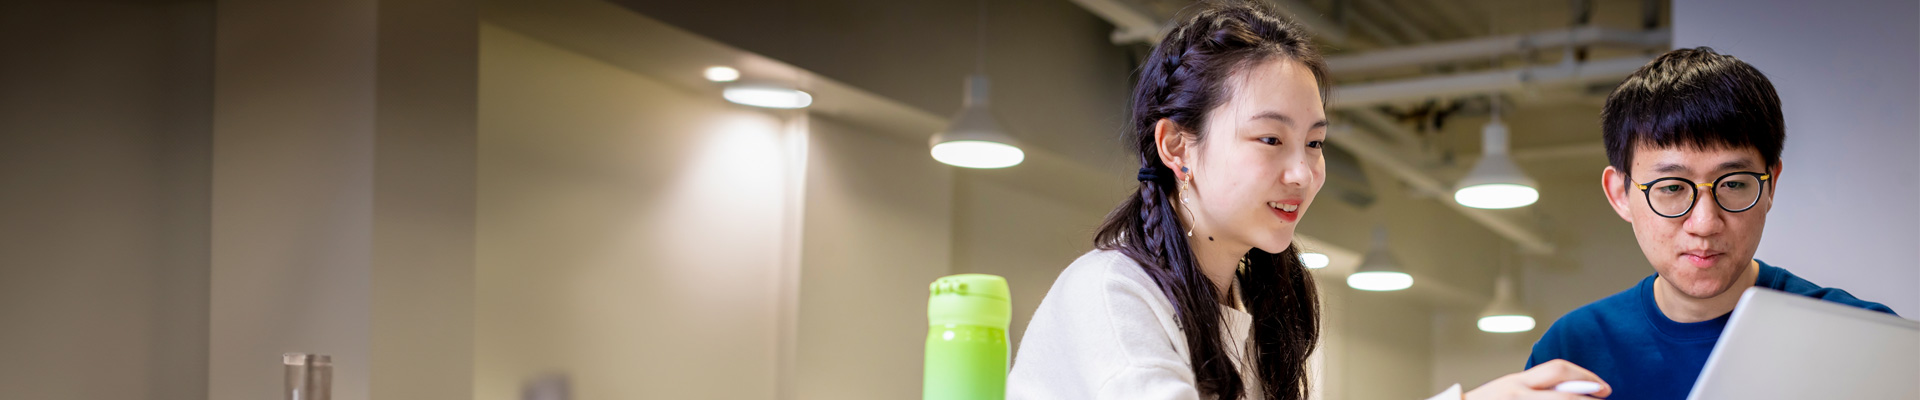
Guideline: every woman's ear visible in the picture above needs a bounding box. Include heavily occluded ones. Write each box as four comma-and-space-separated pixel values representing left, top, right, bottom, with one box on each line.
1153, 119, 1189, 179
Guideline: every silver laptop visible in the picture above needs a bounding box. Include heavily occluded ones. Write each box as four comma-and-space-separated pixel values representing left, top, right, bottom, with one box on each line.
1688, 287, 1919, 400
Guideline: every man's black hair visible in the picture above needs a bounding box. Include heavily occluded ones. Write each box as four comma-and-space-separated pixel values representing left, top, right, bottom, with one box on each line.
1603, 46, 1785, 173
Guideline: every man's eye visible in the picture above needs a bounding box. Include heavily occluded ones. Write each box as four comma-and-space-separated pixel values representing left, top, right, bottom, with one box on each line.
1722, 181, 1746, 189
1259, 137, 1279, 145
1657, 184, 1686, 194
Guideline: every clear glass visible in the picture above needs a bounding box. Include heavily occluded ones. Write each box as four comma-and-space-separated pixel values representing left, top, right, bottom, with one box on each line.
284, 353, 332, 400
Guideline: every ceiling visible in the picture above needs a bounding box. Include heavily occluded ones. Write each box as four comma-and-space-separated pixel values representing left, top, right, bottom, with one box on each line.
1097, 0, 1669, 152
566, 0, 1675, 291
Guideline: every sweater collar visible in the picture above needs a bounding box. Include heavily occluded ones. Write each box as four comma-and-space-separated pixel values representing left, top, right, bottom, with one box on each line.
1638, 259, 1786, 340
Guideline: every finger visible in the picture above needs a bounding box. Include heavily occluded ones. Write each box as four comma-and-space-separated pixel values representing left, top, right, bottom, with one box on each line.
1517, 360, 1608, 392
1551, 380, 1611, 399
1514, 392, 1592, 400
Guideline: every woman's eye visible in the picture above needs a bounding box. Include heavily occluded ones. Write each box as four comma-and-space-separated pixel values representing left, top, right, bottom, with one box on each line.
1307, 140, 1324, 149
1258, 137, 1280, 145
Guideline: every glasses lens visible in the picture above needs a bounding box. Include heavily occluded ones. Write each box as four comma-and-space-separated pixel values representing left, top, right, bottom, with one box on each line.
1715, 174, 1765, 212
1646, 179, 1695, 217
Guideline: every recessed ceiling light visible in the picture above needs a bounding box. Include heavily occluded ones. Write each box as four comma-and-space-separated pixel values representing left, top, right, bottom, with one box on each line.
1347, 271, 1414, 291
1300, 252, 1330, 269
1477, 314, 1536, 333
722, 85, 812, 109
704, 66, 740, 82
931, 140, 1024, 169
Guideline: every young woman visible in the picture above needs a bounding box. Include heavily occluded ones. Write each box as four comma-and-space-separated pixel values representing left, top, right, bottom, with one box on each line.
1004, 2, 1611, 399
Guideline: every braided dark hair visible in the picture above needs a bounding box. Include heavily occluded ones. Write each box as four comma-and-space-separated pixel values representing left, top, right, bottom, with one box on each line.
1093, 1, 1327, 399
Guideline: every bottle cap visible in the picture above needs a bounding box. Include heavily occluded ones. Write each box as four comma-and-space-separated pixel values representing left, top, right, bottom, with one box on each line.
927, 274, 1011, 329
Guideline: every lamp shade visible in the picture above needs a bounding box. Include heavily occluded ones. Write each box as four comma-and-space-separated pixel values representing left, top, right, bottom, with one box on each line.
1477, 274, 1536, 333
1347, 227, 1413, 291
1454, 118, 1539, 209
931, 75, 1023, 169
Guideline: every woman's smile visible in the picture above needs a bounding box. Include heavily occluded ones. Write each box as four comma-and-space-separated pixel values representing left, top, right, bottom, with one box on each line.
1268, 199, 1303, 222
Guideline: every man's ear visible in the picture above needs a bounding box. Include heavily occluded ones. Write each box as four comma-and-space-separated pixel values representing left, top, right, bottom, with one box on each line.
1153, 119, 1190, 179
1602, 166, 1634, 222
1763, 160, 1784, 206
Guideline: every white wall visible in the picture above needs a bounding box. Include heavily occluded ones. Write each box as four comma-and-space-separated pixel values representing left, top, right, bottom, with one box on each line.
949, 172, 1113, 350
791, 116, 955, 400
369, 1, 481, 398
5, 1, 479, 399
1675, 0, 1920, 317
208, 1, 378, 396
210, 1, 479, 400
474, 23, 792, 400
0, 1, 212, 399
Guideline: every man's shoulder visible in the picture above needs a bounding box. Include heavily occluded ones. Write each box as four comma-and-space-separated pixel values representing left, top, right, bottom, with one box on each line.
1528, 279, 1650, 367
1757, 261, 1900, 316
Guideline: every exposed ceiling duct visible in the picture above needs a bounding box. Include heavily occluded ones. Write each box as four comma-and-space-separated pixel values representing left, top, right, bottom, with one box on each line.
1330, 55, 1652, 109
1065, 0, 1167, 44
1354, 0, 1436, 44
1322, 142, 1378, 209
1062, 0, 1669, 255
1330, 125, 1557, 254
1326, 26, 1669, 74
1266, 0, 1351, 46
1067, 0, 1351, 46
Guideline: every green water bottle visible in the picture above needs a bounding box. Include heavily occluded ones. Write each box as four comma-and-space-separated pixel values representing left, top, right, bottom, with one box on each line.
924, 273, 1011, 400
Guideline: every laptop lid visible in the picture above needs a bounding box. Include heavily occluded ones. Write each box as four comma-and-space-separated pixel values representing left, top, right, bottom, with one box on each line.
1687, 287, 1919, 400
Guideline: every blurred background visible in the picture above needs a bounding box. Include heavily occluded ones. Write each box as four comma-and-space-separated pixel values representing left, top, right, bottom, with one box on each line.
1, 0, 1913, 399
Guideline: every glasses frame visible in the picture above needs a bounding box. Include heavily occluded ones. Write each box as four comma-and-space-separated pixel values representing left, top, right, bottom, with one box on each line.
1631, 171, 1773, 218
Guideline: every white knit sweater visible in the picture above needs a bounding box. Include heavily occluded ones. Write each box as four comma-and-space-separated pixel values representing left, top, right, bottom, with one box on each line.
1006, 249, 1463, 400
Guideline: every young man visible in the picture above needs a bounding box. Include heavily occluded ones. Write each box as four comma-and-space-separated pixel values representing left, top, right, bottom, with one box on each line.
1526, 47, 1899, 400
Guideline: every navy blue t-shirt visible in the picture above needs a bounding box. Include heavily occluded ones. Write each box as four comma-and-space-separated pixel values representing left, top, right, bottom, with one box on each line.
1526, 260, 1897, 400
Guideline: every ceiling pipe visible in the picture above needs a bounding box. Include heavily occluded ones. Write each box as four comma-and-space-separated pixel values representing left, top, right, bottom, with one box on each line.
1331, 56, 1652, 109
1342, 108, 1426, 151
1066, 0, 1166, 44
1265, 0, 1351, 46
1413, 0, 1481, 39
1069, 0, 1355, 46
1326, 27, 1669, 74
1332, 124, 1557, 254
1070, 0, 1556, 254
1511, 142, 1606, 162
1110, 25, 1171, 45
1355, 0, 1435, 43
1456, 142, 1608, 163
1347, 13, 1403, 47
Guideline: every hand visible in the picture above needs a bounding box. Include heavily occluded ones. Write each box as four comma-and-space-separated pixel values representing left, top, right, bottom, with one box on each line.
1463, 359, 1613, 400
